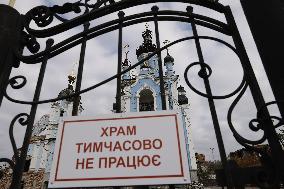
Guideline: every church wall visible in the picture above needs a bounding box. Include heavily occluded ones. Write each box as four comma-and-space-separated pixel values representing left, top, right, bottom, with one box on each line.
130, 78, 162, 112
137, 54, 159, 77
121, 94, 131, 113
39, 146, 48, 171
166, 80, 173, 110
30, 142, 41, 170
182, 106, 197, 171
180, 108, 192, 168
49, 103, 60, 125
27, 143, 34, 158
45, 141, 55, 172
35, 143, 44, 171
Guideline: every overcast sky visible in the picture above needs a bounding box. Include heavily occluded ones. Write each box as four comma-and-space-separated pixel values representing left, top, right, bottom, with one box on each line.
0, 0, 280, 163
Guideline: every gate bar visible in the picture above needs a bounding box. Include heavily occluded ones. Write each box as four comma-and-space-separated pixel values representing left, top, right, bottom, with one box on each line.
116, 11, 125, 113
152, 6, 167, 110
186, 6, 234, 188
224, 6, 284, 183
10, 39, 54, 189
72, 22, 90, 116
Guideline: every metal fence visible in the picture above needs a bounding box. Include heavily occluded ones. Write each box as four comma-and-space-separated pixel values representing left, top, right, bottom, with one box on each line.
0, 0, 283, 188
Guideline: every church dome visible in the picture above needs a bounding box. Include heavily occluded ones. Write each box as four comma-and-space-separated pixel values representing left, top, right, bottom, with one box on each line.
136, 27, 156, 57
58, 74, 76, 102
122, 58, 130, 67
164, 53, 174, 63
58, 84, 75, 102
177, 85, 188, 105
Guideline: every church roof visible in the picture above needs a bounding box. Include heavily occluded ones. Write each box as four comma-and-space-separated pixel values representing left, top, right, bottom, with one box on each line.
164, 52, 174, 63
58, 84, 75, 102
58, 74, 76, 102
178, 95, 188, 105
122, 58, 130, 67
177, 85, 188, 105
32, 114, 50, 136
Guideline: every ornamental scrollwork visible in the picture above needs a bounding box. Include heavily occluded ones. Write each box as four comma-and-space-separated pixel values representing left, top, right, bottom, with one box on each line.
9, 113, 30, 160
23, 0, 117, 36
0, 113, 30, 179
24, 2, 82, 28
8, 76, 27, 90
21, 31, 40, 54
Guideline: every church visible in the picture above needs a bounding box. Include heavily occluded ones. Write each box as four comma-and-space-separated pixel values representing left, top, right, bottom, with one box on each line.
0, 27, 197, 189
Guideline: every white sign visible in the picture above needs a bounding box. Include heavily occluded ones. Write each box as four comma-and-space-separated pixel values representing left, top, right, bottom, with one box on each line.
49, 110, 191, 188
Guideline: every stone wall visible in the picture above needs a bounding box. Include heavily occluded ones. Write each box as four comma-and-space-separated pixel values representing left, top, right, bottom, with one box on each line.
0, 169, 45, 189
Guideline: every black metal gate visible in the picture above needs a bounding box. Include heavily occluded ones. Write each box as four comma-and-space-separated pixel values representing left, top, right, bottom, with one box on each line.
0, 0, 283, 188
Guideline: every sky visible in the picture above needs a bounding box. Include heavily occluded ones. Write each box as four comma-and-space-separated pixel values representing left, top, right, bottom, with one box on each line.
0, 0, 280, 164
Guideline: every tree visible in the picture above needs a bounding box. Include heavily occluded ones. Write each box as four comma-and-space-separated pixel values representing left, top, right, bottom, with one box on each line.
196, 160, 221, 186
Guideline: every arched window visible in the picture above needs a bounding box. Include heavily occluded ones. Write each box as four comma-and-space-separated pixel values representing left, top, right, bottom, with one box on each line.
139, 89, 154, 111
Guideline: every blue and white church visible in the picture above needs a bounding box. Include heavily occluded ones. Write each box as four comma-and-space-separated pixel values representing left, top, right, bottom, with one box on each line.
117, 27, 198, 182
4, 27, 197, 189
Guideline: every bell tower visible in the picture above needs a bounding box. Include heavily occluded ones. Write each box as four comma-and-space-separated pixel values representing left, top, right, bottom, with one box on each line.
117, 26, 198, 181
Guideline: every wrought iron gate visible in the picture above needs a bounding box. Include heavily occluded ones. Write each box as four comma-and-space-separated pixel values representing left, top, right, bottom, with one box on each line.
0, 0, 283, 188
